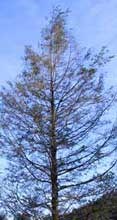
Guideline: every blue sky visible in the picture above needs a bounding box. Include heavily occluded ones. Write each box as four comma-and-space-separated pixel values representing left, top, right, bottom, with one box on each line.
0, 0, 117, 86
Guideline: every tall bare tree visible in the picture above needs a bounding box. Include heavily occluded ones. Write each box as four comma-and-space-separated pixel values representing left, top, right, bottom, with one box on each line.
0, 7, 116, 220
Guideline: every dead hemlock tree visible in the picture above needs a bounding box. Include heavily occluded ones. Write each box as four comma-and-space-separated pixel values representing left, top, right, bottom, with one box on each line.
0, 7, 117, 220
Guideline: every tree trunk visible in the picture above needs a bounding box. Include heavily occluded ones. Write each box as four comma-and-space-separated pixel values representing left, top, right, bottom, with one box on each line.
51, 148, 59, 220
50, 75, 59, 220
